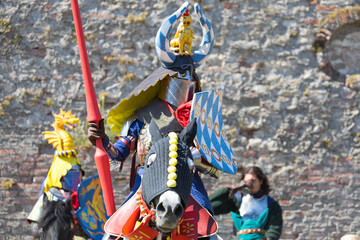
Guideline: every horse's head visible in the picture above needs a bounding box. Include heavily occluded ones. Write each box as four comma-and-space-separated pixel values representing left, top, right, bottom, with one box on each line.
142, 119, 197, 233
38, 193, 74, 240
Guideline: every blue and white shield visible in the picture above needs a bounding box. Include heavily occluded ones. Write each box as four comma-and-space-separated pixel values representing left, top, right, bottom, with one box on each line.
76, 174, 109, 240
190, 89, 237, 174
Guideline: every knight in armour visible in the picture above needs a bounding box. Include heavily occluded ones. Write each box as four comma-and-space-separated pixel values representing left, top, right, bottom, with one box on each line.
88, 2, 229, 239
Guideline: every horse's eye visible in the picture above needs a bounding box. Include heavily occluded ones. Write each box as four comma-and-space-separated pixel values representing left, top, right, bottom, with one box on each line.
187, 158, 194, 172
147, 153, 156, 167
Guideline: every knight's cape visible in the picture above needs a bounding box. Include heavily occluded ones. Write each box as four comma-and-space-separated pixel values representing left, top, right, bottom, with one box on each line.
107, 67, 180, 134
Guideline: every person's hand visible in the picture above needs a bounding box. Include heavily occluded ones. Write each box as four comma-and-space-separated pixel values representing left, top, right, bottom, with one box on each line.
229, 180, 250, 197
229, 187, 240, 197
87, 119, 106, 146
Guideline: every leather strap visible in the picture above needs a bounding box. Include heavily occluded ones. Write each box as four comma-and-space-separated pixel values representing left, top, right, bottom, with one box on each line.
117, 136, 131, 149
116, 137, 129, 173
129, 153, 139, 190
117, 135, 138, 189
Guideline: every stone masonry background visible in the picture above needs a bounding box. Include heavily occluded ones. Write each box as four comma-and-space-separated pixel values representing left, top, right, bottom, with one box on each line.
1, 0, 360, 239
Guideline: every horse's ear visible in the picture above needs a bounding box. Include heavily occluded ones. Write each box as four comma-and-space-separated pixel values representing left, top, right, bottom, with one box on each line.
179, 118, 197, 146
42, 193, 49, 207
148, 120, 162, 142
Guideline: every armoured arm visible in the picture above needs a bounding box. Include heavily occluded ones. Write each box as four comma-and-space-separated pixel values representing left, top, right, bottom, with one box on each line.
108, 119, 144, 161
88, 118, 144, 161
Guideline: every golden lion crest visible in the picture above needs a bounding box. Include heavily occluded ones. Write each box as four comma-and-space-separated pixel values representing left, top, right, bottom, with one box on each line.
170, 9, 195, 56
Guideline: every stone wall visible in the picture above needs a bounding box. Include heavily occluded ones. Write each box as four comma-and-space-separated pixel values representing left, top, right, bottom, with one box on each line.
1, 0, 360, 239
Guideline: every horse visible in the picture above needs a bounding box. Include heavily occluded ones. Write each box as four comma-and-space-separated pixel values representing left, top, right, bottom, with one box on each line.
37, 193, 74, 240
104, 119, 218, 240
141, 119, 197, 234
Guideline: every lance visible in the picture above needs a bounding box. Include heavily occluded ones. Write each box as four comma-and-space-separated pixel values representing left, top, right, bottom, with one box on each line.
70, 0, 116, 215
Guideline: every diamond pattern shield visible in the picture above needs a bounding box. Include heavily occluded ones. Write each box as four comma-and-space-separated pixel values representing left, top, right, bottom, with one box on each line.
190, 89, 237, 174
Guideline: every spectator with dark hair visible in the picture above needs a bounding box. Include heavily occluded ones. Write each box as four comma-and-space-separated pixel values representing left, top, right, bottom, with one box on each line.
209, 166, 283, 240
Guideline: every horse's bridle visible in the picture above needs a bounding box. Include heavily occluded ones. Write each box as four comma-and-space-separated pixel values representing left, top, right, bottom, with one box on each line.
119, 187, 195, 240
135, 187, 156, 222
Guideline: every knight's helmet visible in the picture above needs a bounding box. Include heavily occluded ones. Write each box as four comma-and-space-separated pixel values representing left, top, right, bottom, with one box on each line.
107, 2, 214, 135
155, 2, 214, 108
